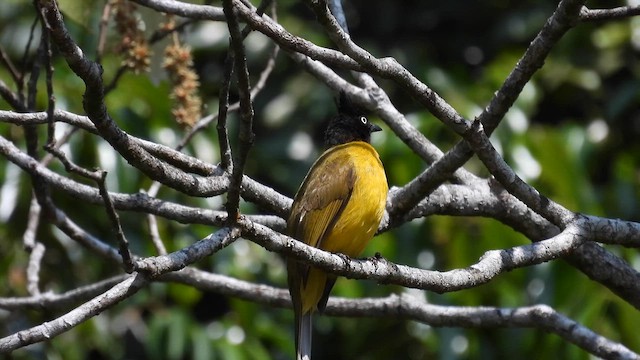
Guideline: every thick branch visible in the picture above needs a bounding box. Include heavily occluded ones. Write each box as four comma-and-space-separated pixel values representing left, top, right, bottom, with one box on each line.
239, 217, 584, 293
0, 133, 289, 220
327, 295, 640, 360
136, 227, 241, 276
463, 121, 574, 226
166, 270, 640, 359
0, 274, 148, 353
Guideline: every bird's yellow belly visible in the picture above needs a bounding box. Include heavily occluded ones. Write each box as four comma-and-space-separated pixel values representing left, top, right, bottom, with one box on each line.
300, 145, 387, 312
321, 163, 387, 256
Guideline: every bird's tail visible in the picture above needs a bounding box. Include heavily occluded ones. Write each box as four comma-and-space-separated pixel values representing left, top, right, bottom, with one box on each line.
296, 311, 312, 360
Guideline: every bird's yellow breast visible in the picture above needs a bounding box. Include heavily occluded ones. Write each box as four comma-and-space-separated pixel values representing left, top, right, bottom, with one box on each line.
292, 141, 388, 313
318, 142, 388, 256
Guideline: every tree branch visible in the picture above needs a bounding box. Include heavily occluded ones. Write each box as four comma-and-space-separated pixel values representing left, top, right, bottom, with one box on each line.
238, 217, 585, 293
136, 227, 241, 276
580, 5, 640, 21
0, 133, 287, 226
163, 269, 638, 360
222, 0, 255, 223
327, 295, 640, 360
0, 273, 148, 353
0, 275, 130, 311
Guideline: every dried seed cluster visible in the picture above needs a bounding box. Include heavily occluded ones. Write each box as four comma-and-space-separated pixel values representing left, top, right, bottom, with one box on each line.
162, 18, 202, 128
111, 0, 151, 73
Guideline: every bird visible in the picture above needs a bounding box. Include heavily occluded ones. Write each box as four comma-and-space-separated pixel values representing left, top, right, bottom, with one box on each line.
287, 91, 388, 360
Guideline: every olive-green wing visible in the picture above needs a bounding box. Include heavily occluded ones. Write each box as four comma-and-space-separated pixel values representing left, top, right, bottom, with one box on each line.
287, 149, 356, 321
287, 151, 356, 250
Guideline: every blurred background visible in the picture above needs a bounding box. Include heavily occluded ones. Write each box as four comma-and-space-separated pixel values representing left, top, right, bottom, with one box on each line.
1, 0, 639, 359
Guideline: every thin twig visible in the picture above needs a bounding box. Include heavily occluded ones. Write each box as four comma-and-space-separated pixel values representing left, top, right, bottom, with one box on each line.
104, 65, 128, 95
149, 18, 197, 43
25, 37, 42, 113
23, 126, 78, 256
22, 32, 54, 221
216, 40, 235, 170
96, 0, 113, 63
0, 274, 129, 310
98, 171, 135, 273
40, 17, 56, 146
580, 5, 640, 21
146, 209, 167, 255
144, 181, 168, 255
40, 126, 79, 166
222, 0, 255, 223
23, 195, 41, 251
44, 145, 102, 180
26, 242, 46, 296
43, 138, 135, 272
19, 15, 41, 104
0, 46, 22, 86
0, 80, 24, 110
216, 0, 274, 171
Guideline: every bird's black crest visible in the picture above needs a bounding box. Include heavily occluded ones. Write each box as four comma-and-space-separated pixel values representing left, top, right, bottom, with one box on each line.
337, 91, 360, 116
324, 91, 381, 147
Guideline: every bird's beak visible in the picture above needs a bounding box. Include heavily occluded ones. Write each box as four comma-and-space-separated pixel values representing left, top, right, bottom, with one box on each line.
370, 123, 382, 132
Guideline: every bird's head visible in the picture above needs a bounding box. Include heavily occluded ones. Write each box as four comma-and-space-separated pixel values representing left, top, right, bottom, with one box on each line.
324, 91, 382, 147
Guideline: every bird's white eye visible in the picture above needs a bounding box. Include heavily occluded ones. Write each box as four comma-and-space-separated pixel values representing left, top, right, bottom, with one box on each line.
360, 116, 368, 124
